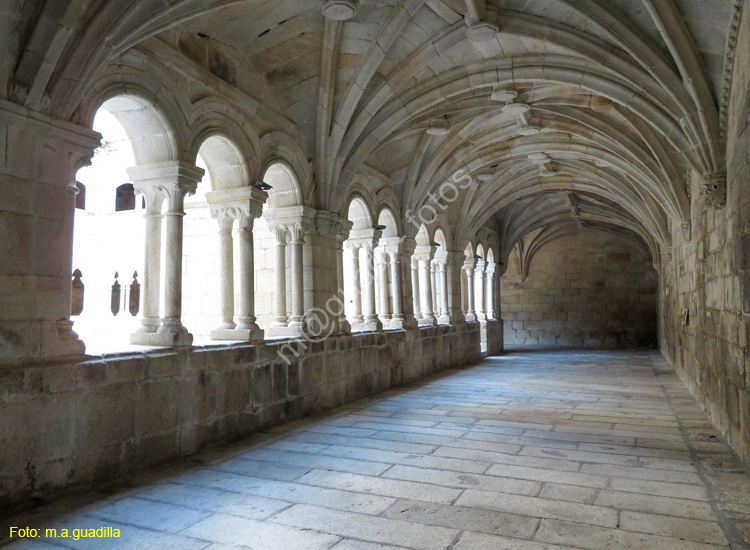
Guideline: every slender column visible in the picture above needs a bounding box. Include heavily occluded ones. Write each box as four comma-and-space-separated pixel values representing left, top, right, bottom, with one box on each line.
464, 259, 477, 322
130, 161, 203, 346
288, 222, 307, 328
430, 263, 438, 319
411, 258, 422, 321
345, 242, 364, 324
376, 249, 391, 322
271, 225, 289, 328
438, 261, 450, 324
361, 244, 380, 326
136, 193, 165, 335
336, 222, 353, 333
447, 251, 466, 325
207, 187, 267, 341
389, 252, 402, 319
486, 262, 496, 320
474, 258, 487, 321
415, 245, 437, 325
157, 180, 198, 344
217, 215, 235, 330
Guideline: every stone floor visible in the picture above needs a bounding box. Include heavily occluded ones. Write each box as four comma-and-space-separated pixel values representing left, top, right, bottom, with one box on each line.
3, 350, 750, 549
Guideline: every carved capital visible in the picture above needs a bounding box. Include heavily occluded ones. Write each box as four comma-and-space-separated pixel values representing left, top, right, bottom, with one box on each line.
702, 172, 727, 209
315, 210, 339, 238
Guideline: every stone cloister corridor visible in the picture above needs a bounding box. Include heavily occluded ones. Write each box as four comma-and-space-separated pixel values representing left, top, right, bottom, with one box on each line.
2, 0, 750, 548
2, 350, 750, 549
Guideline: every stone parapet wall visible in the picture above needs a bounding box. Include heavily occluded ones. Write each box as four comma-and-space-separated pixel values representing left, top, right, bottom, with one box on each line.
0, 323, 491, 512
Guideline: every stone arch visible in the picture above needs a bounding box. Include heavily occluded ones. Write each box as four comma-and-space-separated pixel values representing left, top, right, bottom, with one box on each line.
377, 207, 400, 238
347, 196, 374, 230
196, 135, 250, 191
262, 161, 303, 209
258, 132, 313, 206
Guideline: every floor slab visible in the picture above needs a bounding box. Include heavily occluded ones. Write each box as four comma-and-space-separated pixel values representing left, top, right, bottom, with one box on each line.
2, 350, 750, 549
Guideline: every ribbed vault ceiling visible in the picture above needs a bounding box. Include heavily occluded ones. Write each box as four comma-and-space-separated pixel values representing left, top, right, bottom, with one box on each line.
4, 0, 741, 263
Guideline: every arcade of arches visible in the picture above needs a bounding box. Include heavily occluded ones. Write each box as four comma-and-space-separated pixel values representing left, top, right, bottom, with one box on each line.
1, 0, 750, 544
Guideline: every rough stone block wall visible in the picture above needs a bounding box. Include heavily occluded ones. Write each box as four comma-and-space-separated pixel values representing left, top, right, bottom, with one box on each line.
0, 323, 491, 512
660, 4, 750, 467
501, 228, 658, 348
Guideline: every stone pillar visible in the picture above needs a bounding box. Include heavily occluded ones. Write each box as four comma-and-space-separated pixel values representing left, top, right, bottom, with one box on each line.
464, 257, 477, 322
486, 261, 496, 320
344, 242, 364, 325
130, 161, 203, 346
438, 259, 450, 324
475, 257, 487, 322
375, 248, 391, 322
207, 186, 267, 341
347, 228, 383, 332
335, 220, 353, 334
386, 237, 418, 330
430, 263, 438, 320
288, 221, 308, 329
412, 258, 422, 321
415, 245, 437, 326
270, 224, 289, 329
217, 214, 235, 330
0, 107, 101, 360
447, 250, 466, 325
132, 183, 166, 338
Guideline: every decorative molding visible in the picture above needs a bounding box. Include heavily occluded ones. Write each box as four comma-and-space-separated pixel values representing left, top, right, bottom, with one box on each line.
702, 172, 727, 209
719, 0, 745, 135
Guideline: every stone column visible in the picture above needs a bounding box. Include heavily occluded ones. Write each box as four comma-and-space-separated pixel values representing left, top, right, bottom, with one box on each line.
385, 237, 418, 330
335, 220, 353, 334
430, 263, 438, 320
475, 257, 487, 322
207, 186, 267, 341
411, 258, 422, 322
0, 108, 100, 360
415, 245, 437, 326
216, 213, 236, 330
288, 221, 309, 329
130, 161, 203, 346
270, 224, 289, 329
131, 182, 166, 339
347, 228, 383, 331
345, 242, 364, 325
375, 248, 391, 323
486, 261, 496, 320
464, 257, 477, 322
438, 260, 450, 324
447, 251, 466, 325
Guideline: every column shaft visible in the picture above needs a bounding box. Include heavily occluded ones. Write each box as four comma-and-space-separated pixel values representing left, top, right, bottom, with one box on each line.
418, 259, 436, 324
289, 236, 305, 327
218, 225, 235, 329
272, 231, 288, 327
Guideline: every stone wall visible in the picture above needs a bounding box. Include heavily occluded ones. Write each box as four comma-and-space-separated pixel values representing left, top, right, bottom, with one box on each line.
0, 323, 493, 512
660, 4, 750, 466
501, 228, 658, 348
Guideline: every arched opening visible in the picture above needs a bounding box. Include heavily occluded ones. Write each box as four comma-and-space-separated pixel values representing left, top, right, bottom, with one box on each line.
375, 208, 400, 327
433, 228, 449, 324
462, 241, 476, 322
343, 197, 378, 331
254, 160, 305, 334
72, 103, 146, 351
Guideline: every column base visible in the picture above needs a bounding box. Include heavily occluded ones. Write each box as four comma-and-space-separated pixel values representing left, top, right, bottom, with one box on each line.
131, 325, 193, 346
337, 319, 352, 335
351, 320, 383, 332
211, 327, 264, 341
418, 316, 437, 326
438, 315, 451, 325
465, 313, 477, 322
385, 316, 419, 331
265, 325, 304, 338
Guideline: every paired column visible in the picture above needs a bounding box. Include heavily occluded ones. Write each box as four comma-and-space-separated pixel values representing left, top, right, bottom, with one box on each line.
414, 244, 437, 326
436, 255, 450, 325
411, 258, 422, 322
447, 251, 467, 325
335, 220, 354, 333
375, 248, 391, 323
265, 206, 315, 337
464, 256, 477, 322
475, 257, 487, 321
346, 228, 383, 332
207, 186, 268, 341
130, 161, 204, 346
382, 237, 417, 330
485, 261, 496, 320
